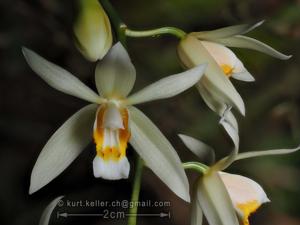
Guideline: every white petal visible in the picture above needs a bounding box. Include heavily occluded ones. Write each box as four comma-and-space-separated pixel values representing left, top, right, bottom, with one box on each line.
215, 35, 292, 60
201, 73, 245, 116
213, 109, 240, 171
197, 82, 227, 115
241, 20, 265, 34
197, 82, 239, 137
191, 185, 203, 225
195, 21, 264, 40
93, 156, 130, 180
178, 134, 215, 163
232, 59, 246, 74
178, 35, 245, 115
220, 172, 270, 206
39, 196, 64, 225
128, 106, 190, 202
102, 103, 124, 129
197, 83, 240, 135
220, 172, 269, 222
220, 109, 239, 148
127, 64, 207, 105
201, 41, 254, 83
223, 109, 239, 133
95, 42, 136, 98
201, 41, 237, 70
231, 71, 255, 82
197, 172, 239, 225
234, 145, 300, 161
29, 104, 98, 194
191, 201, 203, 225
22, 48, 103, 104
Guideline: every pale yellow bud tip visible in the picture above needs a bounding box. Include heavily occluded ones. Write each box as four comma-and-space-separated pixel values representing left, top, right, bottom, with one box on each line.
74, 0, 113, 61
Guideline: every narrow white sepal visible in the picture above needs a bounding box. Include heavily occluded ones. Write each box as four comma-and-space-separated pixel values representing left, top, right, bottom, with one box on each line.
197, 82, 239, 137
95, 42, 136, 98
213, 108, 240, 170
93, 156, 130, 180
127, 64, 207, 105
22, 47, 103, 104
195, 21, 265, 40
128, 106, 190, 202
215, 35, 292, 60
197, 173, 240, 225
29, 104, 98, 194
39, 196, 64, 225
234, 145, 300, 161
232, 71, 255, 82
220, 109, 239, 149
197, 82, 227, 115
191, 184, 203, 225
178, 134, 215, 163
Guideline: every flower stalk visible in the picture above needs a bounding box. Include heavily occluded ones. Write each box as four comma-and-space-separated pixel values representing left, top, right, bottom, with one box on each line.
128, 156, 144, 225
99, 0, 186, 42
125, 27, 186, 39
183, 162, 209, 174
99, 0, 127, 45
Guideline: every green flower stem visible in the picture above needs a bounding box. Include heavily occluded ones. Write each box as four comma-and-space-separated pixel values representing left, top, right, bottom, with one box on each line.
99, 0, 186, 43
99, 0, 127, 45
125, 27, 187, 39
183, 162, 209, 174
128, 156, 144, 225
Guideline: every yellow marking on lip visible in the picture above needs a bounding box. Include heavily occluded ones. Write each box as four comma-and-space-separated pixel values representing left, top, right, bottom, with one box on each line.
221, 64, 234, 77
237, 200, 260, 225
93, 105, 130, 162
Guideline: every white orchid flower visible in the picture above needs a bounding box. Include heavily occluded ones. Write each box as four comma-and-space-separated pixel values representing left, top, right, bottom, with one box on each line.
73, 0, 112, 61
180, 114, 299, 225
23, 42, 207, 201
177, 21, 291, 118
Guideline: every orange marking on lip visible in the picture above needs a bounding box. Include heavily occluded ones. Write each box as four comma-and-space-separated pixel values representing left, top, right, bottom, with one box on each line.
221, 64, 234, 77
237, 200, 260, 225
93, 105, 130, 162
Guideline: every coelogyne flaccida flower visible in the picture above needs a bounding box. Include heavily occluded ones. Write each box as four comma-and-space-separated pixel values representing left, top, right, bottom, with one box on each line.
23, 42, 207, 201
180, 113, 299, 225
177, 21, 291, 121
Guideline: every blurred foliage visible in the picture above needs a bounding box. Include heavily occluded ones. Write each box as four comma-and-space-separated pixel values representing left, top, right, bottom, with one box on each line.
0, 0, 300, 225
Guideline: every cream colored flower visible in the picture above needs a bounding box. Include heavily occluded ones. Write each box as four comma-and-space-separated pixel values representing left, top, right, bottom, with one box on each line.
177, 21, 291, 118
23, 42, 207, 201
180, 112, 299, 225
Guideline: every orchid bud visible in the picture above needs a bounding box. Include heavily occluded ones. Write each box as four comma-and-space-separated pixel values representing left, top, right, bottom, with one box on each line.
74, 0, 113, 61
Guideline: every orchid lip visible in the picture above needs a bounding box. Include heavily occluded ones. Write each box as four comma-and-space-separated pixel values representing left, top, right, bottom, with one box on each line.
92, 103, 131, 179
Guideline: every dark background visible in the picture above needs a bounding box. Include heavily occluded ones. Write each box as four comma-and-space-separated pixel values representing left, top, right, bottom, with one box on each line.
0, 0, 300, 224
